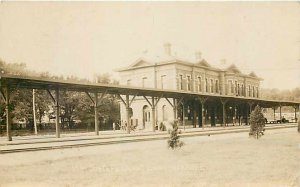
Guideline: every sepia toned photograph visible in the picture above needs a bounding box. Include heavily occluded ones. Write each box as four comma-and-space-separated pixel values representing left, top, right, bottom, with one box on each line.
0, 1, 299, 187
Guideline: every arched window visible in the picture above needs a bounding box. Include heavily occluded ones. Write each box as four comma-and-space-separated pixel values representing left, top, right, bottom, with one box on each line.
210, 79, 214, 93
215, 80, 219, 93
143, 105, 150, 122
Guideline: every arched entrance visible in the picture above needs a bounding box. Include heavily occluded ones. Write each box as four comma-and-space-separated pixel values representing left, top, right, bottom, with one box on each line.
143, 105, 151, 129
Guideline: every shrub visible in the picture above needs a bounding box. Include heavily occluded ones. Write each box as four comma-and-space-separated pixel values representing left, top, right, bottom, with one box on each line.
249, 105, 265, 139
168, 120, 184, 149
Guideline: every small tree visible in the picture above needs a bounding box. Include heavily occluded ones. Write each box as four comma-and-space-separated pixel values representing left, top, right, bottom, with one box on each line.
249, 105, 265, 139
168, 120, 184, 149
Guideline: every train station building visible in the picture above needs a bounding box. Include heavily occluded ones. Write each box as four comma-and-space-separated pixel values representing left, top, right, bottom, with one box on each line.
116, 43, 264, 130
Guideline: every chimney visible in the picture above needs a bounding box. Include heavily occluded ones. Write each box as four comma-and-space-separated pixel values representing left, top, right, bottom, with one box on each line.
164, 43, 171, 56
195, 51, 202, 61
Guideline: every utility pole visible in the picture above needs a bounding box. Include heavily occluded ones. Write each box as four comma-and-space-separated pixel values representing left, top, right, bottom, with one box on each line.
33, 89, 37, 135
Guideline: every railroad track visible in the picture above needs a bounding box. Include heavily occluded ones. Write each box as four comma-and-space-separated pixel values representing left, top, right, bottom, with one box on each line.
0, 124, 296, 154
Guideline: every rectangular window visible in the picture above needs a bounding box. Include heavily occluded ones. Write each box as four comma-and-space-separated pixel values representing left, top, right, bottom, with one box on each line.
241, 84, 244, 96
256, 87, 259, 98
198, 77, 202, 92
179, 75, 183, 90
127, 79, 131, 86
142, 77, 147, 88
229, 80, 233, 94
210, 79, 214, 93
161, 75, 166, 89
215, 80, 219, 93
235, 81, 238, 95
205, 78, 208, 92
187, 75, 191, 91
248, 85, 251, 97
252, 86, 255, 97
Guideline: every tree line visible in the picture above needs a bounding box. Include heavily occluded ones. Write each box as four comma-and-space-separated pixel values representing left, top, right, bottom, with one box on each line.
0, 59, 120, 133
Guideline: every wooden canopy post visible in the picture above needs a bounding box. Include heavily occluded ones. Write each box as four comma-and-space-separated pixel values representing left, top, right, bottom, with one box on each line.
143, 95, 161, 132
173, 98, 177, 120
247, 102, 254, 125
32, 89, 38, 135
86, 91, 107, 135
1, 87, 12, 141
199, 97, 208, 129
55, 88, 60, 138
182, 102, 185, 130
151, 96, 156, 132
126, 95, 131, 133
94, 92, 99, 135
193, 101, 198, 128
294, 105, 298, 122
279, 105, 282, 122
273, 106, 276, 121
220, 98, 228, 127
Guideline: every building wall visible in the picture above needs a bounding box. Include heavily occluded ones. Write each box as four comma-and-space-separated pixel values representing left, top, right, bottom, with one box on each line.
118, 61, 261, 130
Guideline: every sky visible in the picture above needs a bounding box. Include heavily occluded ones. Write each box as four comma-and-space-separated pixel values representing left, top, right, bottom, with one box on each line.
0, 2, 299, 90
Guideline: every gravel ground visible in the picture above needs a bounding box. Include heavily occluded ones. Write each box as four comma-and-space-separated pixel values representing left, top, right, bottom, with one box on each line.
0, 128, 299, 187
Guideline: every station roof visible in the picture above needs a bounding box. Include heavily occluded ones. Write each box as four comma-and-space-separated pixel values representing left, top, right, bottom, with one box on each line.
0, 74, 299, 107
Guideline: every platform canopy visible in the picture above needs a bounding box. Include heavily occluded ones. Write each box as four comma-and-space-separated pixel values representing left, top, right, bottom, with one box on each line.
0, 74, 299, 107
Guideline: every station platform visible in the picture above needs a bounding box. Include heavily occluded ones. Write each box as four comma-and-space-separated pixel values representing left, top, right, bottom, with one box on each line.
0, 123, 297, 154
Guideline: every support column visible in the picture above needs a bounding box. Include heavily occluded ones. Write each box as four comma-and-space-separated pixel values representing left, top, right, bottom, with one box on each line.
94, 92, 99, 135
193, 101, 198, 128
220, 99, 228, 127
5, 87, 12, 141
245, 104, 248, 125
182, 103, 185, 130
126, 95, 131, 133
198, 102, 202, 128
199, 97, 207, 129
173, 98, 177, 120
247, 102, 254, 125
210, 105, 216, 127
294, 106, 297, 122
151, 96, 156, 132
273, 107, 276, 121
279, 105, 282, 122
201, 104, 205, 129
55, 88, 60, 138
233, 106, 237, 126
33, 89, 38, 135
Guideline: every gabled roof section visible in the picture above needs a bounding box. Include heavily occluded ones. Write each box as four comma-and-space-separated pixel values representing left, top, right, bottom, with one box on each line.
226, 64, 241, 74
196, 59, 211, 67
128, 58, 153, 68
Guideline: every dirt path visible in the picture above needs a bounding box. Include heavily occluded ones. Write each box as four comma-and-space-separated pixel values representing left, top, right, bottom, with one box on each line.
0, 128, 299, 187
